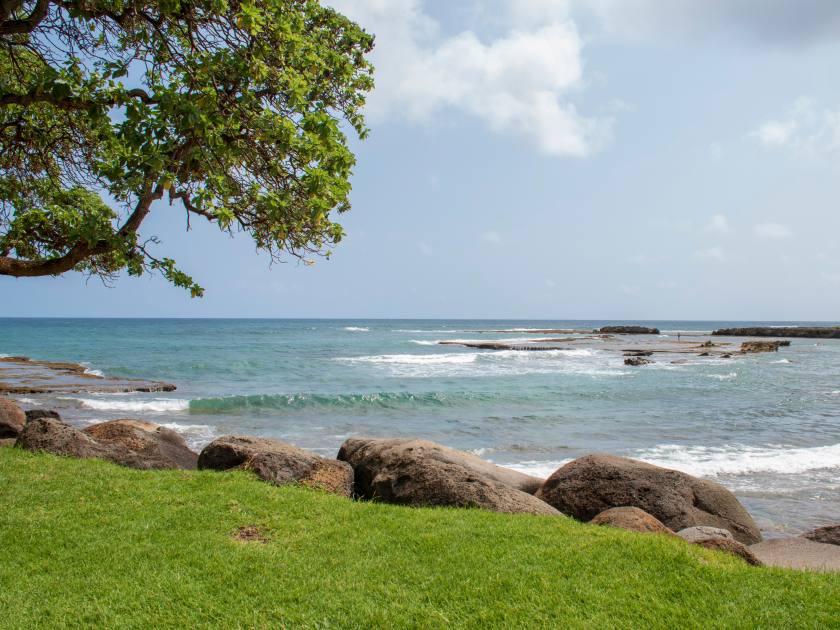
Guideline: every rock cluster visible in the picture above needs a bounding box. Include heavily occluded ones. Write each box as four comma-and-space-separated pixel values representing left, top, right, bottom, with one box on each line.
5, 392, 838, 570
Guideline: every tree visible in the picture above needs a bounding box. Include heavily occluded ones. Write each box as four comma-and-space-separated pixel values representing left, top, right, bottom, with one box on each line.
0, 0, 373, 295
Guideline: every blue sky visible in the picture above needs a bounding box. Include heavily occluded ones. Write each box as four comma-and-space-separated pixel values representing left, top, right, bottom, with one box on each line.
3, 0, 840, 319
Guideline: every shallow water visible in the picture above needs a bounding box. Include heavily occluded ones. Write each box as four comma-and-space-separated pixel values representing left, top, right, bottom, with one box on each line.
2, 318, 839, 536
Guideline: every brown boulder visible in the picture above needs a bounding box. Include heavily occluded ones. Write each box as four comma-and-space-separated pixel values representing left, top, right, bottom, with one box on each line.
17, 417, 197, 470
624, 357, 652, 366
0, 398, 26, 438
198, 435, 353, 497
694, 538, 762, 566
84, 419, 198, 470
590, 506, 674, 535
535, 454, 761, 545
801, 524, 840, 546
337, 437, 560, 516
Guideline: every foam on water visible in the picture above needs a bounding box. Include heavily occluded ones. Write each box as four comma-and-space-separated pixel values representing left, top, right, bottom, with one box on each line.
706, 372, 738, 381
634, 443, 840, 477
159, 422, 218, 450
343, 326, 370, 332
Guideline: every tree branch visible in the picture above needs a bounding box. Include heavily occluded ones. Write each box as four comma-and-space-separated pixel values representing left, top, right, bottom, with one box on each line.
0, 0, 50, 35
0, 183, 163, 277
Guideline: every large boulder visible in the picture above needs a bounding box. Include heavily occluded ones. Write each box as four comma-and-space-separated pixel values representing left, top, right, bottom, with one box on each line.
589, 506, 674, 535
534, 454, 761, 545
198, 435, 353, 497
750, 538, 840, 572
337, 437, 560, 516
17, 417, 197, 470
84, 419, 198, 470
801, 524, 840, 546
0, 398, 26, 438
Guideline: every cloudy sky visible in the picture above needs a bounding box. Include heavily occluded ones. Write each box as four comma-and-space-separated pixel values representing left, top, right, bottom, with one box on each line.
3, 0, 840, 319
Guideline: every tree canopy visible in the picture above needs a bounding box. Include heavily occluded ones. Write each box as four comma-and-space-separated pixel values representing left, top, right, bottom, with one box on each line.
0, 0, 374, 295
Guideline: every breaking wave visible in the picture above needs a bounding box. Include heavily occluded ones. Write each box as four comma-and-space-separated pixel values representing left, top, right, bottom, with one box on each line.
343, 326, 370, 332
633, 442, 840, 477
189, 390, 505, 412
69, 397, 190, 412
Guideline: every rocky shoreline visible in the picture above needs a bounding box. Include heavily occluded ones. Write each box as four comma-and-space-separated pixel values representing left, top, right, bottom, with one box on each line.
2, 396, 838, 572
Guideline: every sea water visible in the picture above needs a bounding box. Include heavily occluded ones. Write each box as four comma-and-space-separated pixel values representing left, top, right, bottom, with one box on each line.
2, 318, 839, 536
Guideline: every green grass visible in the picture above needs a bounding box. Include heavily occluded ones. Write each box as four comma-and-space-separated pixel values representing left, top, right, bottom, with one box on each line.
1, 448, 837, 629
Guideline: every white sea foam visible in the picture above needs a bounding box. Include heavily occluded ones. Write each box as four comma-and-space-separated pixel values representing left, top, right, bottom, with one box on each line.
15, 397, 36, 405
706, 372, 738, 381
334, 348, 628, 378
343, 326, 370, 332
633, 443, 840, 477
159, 422, 217, 449
410, 340, 438, 346
70, 397, 190, 412
771, 359, 792, 364
503, 460, 570, 478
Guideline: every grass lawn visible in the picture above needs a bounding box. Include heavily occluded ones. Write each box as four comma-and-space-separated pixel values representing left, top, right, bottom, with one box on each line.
1, 447, 837, 628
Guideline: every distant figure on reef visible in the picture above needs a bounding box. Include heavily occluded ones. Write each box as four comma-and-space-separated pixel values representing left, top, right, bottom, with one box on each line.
677, 332, 681, 341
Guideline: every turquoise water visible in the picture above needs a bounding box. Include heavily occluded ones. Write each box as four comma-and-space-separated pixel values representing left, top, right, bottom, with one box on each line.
2, 318, 839, 535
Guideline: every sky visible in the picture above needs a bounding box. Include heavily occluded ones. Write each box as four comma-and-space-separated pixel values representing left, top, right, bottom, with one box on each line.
3, 0, 840, 319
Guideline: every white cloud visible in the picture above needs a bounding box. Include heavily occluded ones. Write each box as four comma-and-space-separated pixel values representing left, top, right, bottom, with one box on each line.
481, 231, 502, 244
330, 0, 611, 156
752, 97, 840, 156
706, 213, 733, 234
695, 246, 727, 262
753, 223, 791, 239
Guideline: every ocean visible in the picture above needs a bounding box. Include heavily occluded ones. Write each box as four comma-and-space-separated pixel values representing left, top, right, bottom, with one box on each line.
2, 318, 839, 536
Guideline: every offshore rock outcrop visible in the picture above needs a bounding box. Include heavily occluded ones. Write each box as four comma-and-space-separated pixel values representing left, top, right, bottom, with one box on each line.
597, 326, 660, 335
713, 327, 840, 339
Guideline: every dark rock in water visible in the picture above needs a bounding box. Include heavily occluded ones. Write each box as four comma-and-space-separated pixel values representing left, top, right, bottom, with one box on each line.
677, 526, 734, 543
199, 435, 353, 496
534, 454, 762, 545
801, 524, 840, 546
597, 326, 660, 335
721, 354, 733, 359
698, 352, 710, 357
337, 437, 559, 515
0, 398, 26, 438
85, 419, 198, 470
590, 507, 674, 535
713, 327, 840, 339
750, 538, 840, 571
740, 341, 784, 353
25, 409, 61, 423
694, 538, 762, 566
18, 417, 197, 470
624, 357, 652, 366
623, 350, 654, 357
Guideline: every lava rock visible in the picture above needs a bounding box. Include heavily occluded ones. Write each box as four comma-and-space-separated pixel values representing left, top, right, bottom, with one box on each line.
337, 437, 559, 515
199, 435, 353, 497
534, 454, 761, 545
0, 398, 26, 438
589, 507, 675, 535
